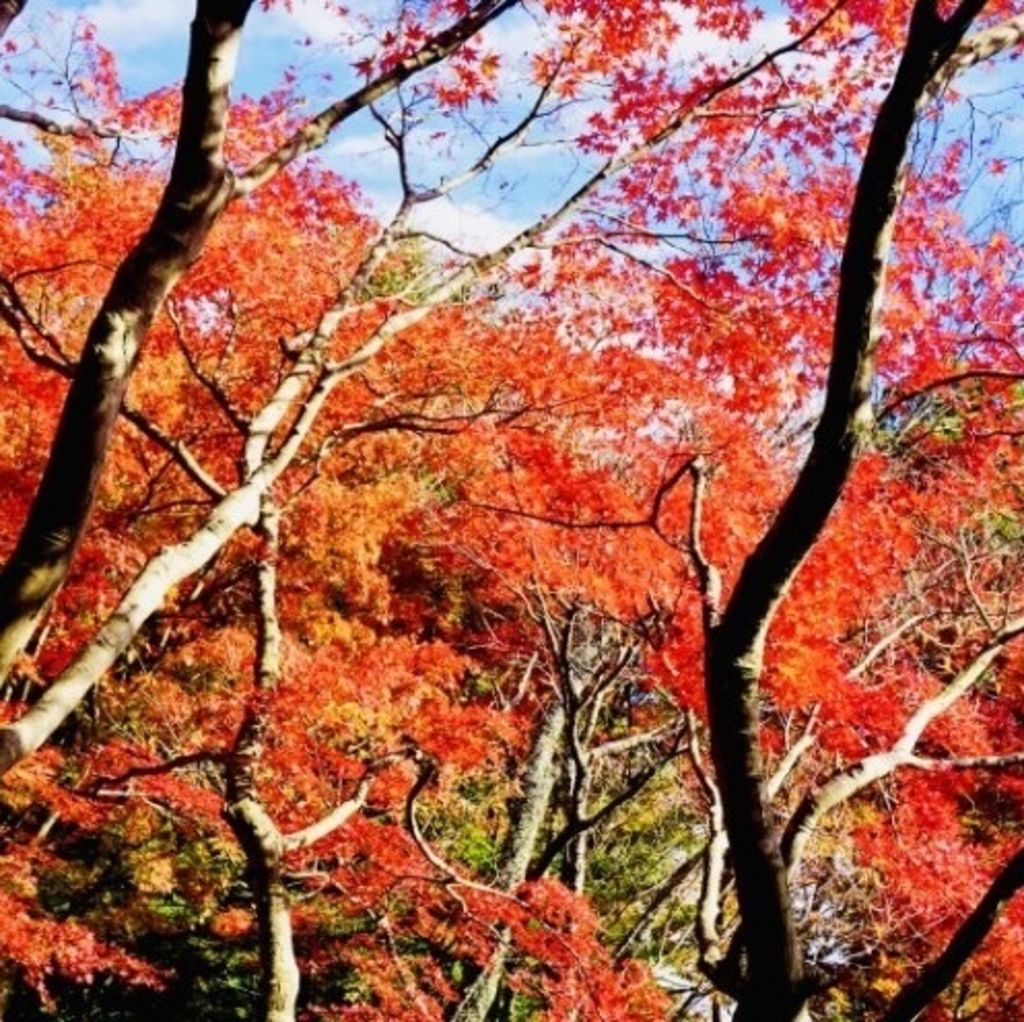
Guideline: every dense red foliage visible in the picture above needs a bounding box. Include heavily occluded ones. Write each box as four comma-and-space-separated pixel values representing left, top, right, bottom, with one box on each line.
1, 1, 1024, 1019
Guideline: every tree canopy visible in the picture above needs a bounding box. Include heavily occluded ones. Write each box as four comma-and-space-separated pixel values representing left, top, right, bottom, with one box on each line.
2, 1, 1024, 1020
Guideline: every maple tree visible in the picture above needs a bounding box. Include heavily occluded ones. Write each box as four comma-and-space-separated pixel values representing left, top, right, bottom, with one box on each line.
2, 1, 1024, 1021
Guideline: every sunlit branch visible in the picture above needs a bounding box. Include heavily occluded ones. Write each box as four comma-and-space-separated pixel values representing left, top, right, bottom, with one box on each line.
848, 615, 928, 678
782, 616, 1024, 877
232, 0, 520, 197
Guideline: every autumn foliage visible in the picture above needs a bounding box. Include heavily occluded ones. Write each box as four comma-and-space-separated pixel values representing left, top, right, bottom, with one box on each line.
1, 1, 1024, 1020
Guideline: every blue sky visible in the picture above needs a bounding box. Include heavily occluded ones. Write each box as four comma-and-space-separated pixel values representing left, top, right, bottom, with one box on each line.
1, 1, 813, 251
2, 2, 1022, 253
2, 0, 592, 248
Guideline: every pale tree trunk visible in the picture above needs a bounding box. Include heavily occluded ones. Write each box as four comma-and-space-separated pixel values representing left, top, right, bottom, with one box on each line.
702, 4, 991, 1020
224, 501, 378, 1021
0, 0, 253, 680
228, 800, 302, 1022
560, 731, 592, 894
561, 814, 589, 893
224, 501, 301, 1022
227, 746, 376, 1022
450, 701, 566, 1022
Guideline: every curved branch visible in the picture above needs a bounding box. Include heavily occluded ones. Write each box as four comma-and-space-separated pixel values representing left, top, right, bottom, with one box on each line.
0, 104, 128, 138
404, 759, 500, 898
284, 770, 376, 852
82, 748, 227, 796
705, 5, 996, 1016
0, 277, 225, 498
782, 617, 1024, 876
233, 0, 520, 196
880, 369, 1024, 421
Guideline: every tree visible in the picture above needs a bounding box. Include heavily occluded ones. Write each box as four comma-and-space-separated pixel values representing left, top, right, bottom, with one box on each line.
3, 1, 1024, 1020
0, 0, 516, 681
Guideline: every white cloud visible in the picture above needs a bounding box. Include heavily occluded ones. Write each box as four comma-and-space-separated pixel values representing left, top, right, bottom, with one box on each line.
478, 6, 555, 73
79, 0, 185, 52
252, 0, 358, 45
77, 0, 360, 55
669, 7, 843, 87
339, 182, 526, 254
328, 127, 389, 160
669, 7, 791, 68
408, 195, 525, 253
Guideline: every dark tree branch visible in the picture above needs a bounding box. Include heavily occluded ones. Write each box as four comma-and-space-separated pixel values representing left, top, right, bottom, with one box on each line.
0, 103, 128, 138
880, 369, 1024, 420
704, 4, 994, 1019
233, 0, 520, 196
0, 0, 25, 39
527, 731, 686, 880
0, 277, 226, 498
0, 0, 256, 684
82, 748, 227, 796
613, 847, 704, 960
881, 846, 1024, 1022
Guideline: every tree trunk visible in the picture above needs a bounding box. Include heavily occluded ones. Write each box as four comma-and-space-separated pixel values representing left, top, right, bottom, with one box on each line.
704, 632, 806, 1021
700, 6, 988, 1018
225, 502, 301, 1022
0, 0, 253, 680
450, 701, 566, 1022
0, 0, 519, 682
560, 727, 593, 895
228, 799, 301, 1022
0, 0, 25, 39
451, 940, 511, 1022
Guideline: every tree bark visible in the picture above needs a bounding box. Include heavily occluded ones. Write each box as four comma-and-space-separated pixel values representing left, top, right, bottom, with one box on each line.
450, 701, 566, 1022
0, 479, 265, 775
0, 0, 25, 38
227, 799, 301, 1022
225, 502, 301, 1022
704, 4, 988, 1019
0, 0, 253, 681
